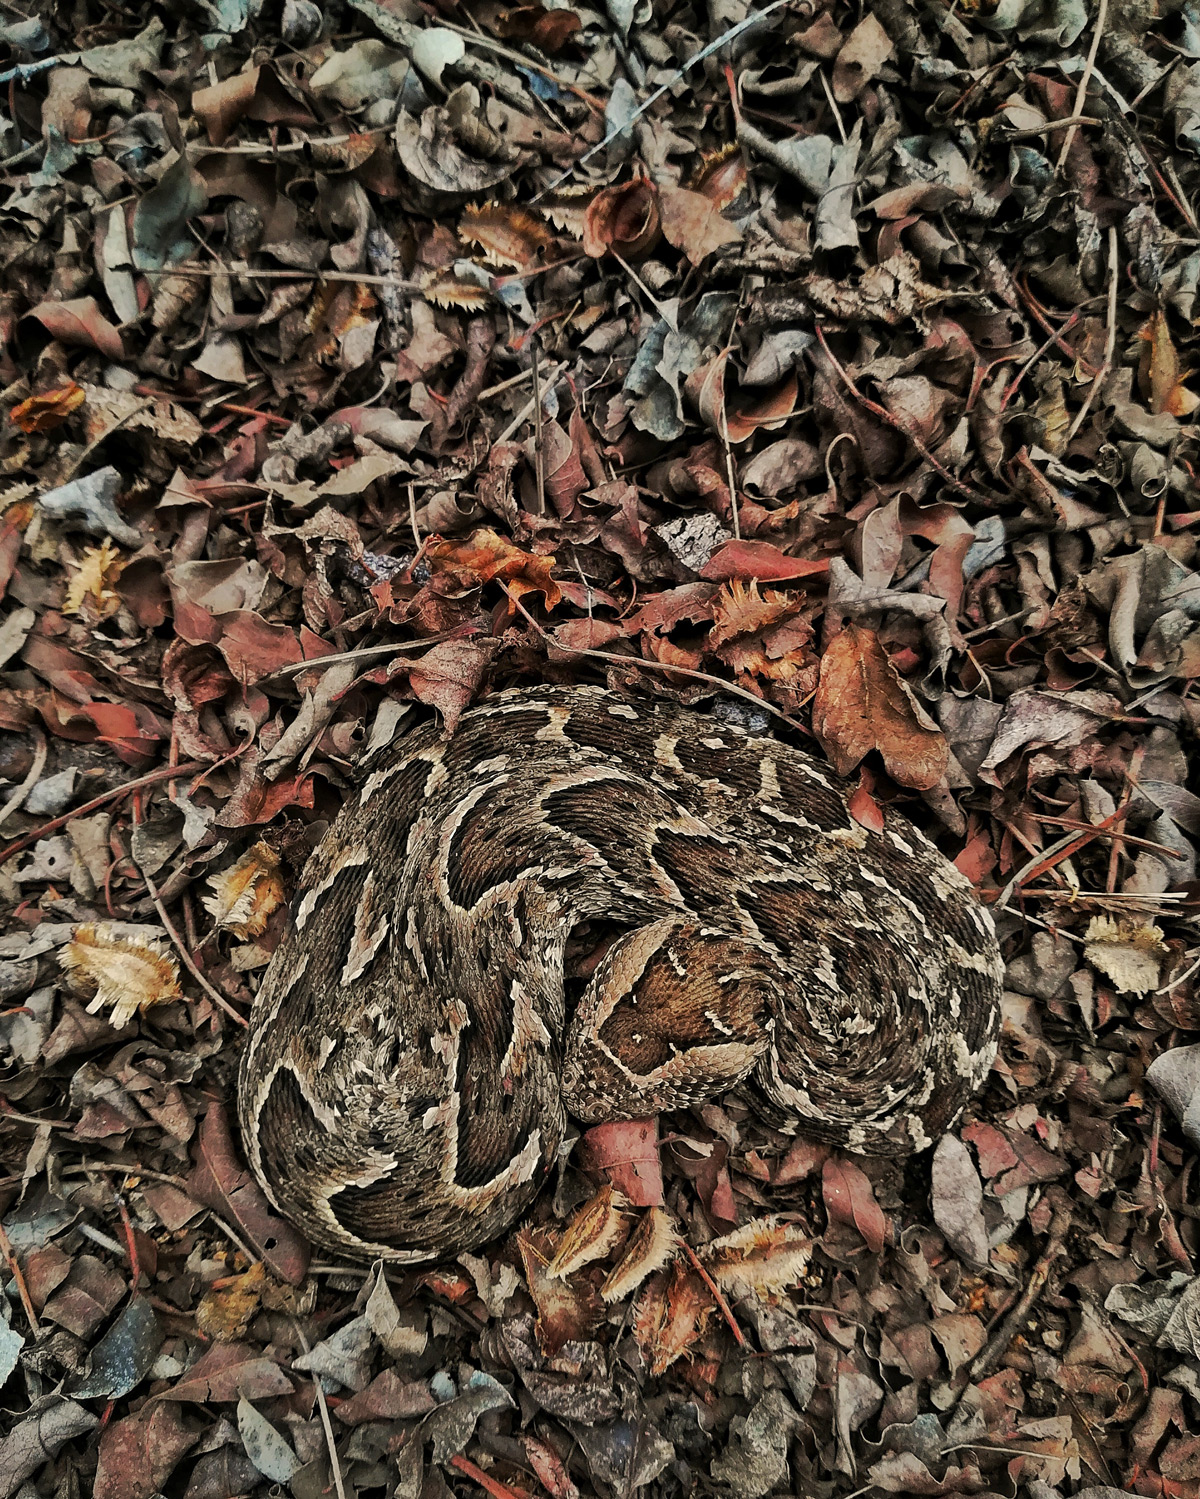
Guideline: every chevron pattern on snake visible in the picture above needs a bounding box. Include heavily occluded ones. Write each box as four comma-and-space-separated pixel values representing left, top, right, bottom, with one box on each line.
238, 685, 1003, 1261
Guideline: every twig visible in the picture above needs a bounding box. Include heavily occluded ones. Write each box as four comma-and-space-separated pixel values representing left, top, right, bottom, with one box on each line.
1066, 225, 1119, 442
1035, 813, 1185, 861
814, 327, 996, 506
499, 583, 811, 736
0, 726, 47, 831
189, 126, 391, 157
996, 114, 1102, 142
0, 760, 207, 866
679, 1241, 747, 1348
496, 364, 568, 444
0, 1219, 39, 1334
449, 1454, 527, 1499
966, 1196, 1071, 1385
148, 264, 421, 291
1057, 0, 1109, 171
532, 342, 545, 517
531, 0, 788, 202
994, 801, 1133, 910
258, 635, 457, 684
130, 831, 249, 1029
292, 1317, 348, 1499
434, 21, 606, 112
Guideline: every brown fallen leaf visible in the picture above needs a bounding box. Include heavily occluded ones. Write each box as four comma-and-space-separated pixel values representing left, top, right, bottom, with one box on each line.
10, 381, 85, 433
812, 622, 949, 789
601, 1207, 678, 1302
582, 177, 661, 261
658, 186, 741, 266
822, 1154, 887, 1253
204, 842, 285, 939
632, 1261, 715, 1375
1138, 309, 1199, 417
425, 526, 562, 612
548, 1185, 627, 1279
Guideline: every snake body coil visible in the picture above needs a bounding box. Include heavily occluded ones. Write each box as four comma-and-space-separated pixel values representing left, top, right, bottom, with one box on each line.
239, 686, 1003, 1261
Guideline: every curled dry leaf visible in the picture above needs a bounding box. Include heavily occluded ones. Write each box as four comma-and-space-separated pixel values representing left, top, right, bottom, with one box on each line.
63, 540, 124, 619
582, 177, 661, 261
460, 203, 558, 269
425, 526, 562, 611
702, 1217, 813, 1299
1084, 916, 1167, 995
10, 382, 86, 434
633, 1261, 715, 1376
686, 350, 798, 444
1138, 309, 1199, 418
601, 1207, 678, 1303
548, 1185, 627, 1279
812, 622, 949, 789
203, 842, 285, 939
690, 144, 749, 211
60, 922, 182, 1029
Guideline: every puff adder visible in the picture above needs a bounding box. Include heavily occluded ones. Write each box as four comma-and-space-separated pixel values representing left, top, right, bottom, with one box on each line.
238, 685, 1003, 1262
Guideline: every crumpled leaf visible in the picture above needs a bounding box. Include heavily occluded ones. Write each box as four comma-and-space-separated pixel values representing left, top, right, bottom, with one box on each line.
59, 923, 182, 1030
813, 622, 949, 788
38, 467, 141, 547
1084, 916, 1167, 995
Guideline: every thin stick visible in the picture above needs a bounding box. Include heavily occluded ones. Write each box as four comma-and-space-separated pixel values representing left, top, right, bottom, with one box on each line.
814, 327, 995, 506
499, 583, 811, 736
292, 1317, 348, 1499
1057, 0, 1109, 171
679, 1241, 747, 1347
966, 1199, 1071, 1384
407, 483, 421, 554
531, 0, 788, 202
0, 1219, 39, 1333
259, 634, 456, 684
131, 837, 249, 1029
0, 760, 207, 866
147, 264, 420, 291
997, 114, 1102, 143
531, 343, 545, 516
1066, 225, 1119, 442
0, 726, 47, 831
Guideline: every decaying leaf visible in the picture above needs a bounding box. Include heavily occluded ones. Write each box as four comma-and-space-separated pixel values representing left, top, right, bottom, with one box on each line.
548, 1185, 626, 1279
1139, 309, 1200, 417
203, 842, 285, 938
812, 623, 949, 789
60, 923, 183, 1029
63, 539, 124, 618
10, 382, 86, 434
703, 1217, 813, 1299
601, 1207, 678, 1302
1084, 916, 1167, 995
460, 203, 558, 269
632, 1261, 715, 1375
425, 526, 562, 611
582, 177, 661, 261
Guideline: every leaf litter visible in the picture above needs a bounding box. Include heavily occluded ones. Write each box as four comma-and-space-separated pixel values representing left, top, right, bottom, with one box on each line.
1, 0, 1200, 1495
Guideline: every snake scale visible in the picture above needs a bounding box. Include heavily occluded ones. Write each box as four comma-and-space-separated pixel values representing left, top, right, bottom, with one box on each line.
238, 685, 1003, 1262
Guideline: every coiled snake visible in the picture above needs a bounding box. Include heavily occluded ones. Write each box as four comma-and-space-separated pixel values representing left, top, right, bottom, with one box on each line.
238, 686, 1003, 1261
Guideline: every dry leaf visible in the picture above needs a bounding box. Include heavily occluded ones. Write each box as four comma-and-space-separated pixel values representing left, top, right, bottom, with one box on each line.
64, 539, 124, 618
582, 178, 661, 261
601, 1208, 678, 1302
703, 1217, 813, 1299
632, 1262, 714, 1375
1138, 310, 1200, 417
658, 186, 741, 266
425, 527, 562, 612
548, 1185, 626, 1279
1084, 916, 1167, 995
60, 923, 182, 1029
203, 842, 285, 938
812, 622, 949, 789
10, 382, 86, 434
